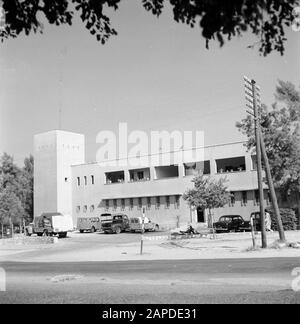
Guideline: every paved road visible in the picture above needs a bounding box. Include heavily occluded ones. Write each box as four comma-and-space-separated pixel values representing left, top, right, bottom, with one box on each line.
0, 258, 300, 304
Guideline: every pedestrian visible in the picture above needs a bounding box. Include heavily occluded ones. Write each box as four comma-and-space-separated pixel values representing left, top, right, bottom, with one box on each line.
265, 209, 273, 232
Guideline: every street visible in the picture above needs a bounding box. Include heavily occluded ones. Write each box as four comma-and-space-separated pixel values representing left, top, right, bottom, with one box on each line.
0, 258, 300, 304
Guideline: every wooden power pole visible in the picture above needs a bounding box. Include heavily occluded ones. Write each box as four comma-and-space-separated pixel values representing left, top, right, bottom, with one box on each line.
244, 77, 267, 248
259, 132, 286, 242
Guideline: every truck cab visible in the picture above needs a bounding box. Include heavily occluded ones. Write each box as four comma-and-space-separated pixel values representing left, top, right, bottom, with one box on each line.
100, 213, 130, 234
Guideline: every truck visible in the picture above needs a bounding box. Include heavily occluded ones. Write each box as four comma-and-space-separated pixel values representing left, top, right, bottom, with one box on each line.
100, 213, 130, 234
77, 217, 102, 233
129, 217, 159, 233
26, 213, 73, 238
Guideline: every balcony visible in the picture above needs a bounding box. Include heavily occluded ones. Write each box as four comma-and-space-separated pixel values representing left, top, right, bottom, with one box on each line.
216, 156, 246, 174
129, 168, 151, 183
105, 171, 125, 184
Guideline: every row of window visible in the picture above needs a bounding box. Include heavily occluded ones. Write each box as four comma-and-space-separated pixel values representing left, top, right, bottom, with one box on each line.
76, 196, 181, 214
75, 156, 259, 187
76, 191, 271, 214
77, 175, 94, 186
229, 190, 271, 207
76, 205, 95, 213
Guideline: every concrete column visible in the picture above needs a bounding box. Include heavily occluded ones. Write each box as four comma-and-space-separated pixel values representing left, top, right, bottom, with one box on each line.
178, 163, 185, 178
210, 158, 217, 174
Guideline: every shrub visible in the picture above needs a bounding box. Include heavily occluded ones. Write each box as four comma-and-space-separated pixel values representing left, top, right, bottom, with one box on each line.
268, 208, 297, 231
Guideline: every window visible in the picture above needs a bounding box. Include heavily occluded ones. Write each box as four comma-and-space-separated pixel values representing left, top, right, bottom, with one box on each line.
216, 156, 246, 173
156, 197, 161, 209
90, 205, 95, 213
83, 205, 87, 213
184, 161, 211, 176
105, 200, 109, 210
76, 206, 80, 213
129, 198, 134, 209
113, 199, 118, 210
138, 197, 143, 210
147, 197, 151, 209
251, 155, 258, 170
242, 191, 248, 206
267, 191, 271, 205
155, 165, 179, 179
105, 171, 125, 184
91, 175, 95, 185
175, 195, 180, 209
77, 177, 81, 186
84, 176, 87, 186
129, 168, 151, 182
165, 196, 170, 209
230, 192, 235, 206
255, 190, 259, 205
121, 199, 125, 210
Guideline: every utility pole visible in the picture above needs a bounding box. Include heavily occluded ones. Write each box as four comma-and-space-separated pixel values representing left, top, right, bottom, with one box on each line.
244, 76, 267, 248
140, 208, 146, 255
259, 132, 286, 242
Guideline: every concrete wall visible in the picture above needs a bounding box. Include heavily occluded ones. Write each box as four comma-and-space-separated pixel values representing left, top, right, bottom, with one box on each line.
34, 131, 58, 217
34, 130, 85, 218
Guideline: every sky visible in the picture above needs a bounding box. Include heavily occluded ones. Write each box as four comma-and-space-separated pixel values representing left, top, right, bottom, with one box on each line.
0, 0, 300, 166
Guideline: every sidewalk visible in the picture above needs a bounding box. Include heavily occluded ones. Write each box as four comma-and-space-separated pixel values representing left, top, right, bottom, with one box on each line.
0, 231, 299, 263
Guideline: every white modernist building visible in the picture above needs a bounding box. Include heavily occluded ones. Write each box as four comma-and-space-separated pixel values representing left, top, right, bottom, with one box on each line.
34, 130, 269, 230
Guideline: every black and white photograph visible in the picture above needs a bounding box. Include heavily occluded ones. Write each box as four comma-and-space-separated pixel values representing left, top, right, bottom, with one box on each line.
0, 0, 300, 310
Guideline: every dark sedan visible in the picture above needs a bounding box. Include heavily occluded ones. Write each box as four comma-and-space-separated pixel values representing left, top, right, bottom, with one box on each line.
214, 215, 251, 233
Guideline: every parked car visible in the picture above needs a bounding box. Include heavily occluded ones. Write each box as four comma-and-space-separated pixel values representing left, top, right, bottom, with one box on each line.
214, 215, 251, 233
77, 217, 102, 233
129, 217, 159, 233
100, 213, 130, 234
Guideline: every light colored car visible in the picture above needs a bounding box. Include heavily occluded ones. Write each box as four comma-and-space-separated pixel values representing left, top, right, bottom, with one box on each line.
77, 217, 102, 233
129, 217, 159, 233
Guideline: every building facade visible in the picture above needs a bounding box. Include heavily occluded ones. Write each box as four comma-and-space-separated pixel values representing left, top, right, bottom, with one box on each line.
34, 130, 270, 230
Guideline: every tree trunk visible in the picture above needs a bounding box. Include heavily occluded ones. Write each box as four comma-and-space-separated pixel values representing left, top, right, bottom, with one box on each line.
209, 209, 216, 239
296, 191, 300, 230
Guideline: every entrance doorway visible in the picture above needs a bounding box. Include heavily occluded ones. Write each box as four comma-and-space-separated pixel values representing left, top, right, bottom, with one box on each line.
197, 208, 205, 223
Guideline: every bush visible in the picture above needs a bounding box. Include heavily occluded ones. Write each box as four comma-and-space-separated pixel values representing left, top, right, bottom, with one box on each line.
268, 208, 297, 231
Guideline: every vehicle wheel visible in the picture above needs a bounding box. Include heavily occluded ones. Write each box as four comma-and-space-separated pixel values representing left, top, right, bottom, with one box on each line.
37, 233, 43, 237
59, 232, 67, 238
90, 226, 96, 233
43, 230, 49, 237
155, 225, 159, 232
115, 227, 121, 234
79, 230, 84, 233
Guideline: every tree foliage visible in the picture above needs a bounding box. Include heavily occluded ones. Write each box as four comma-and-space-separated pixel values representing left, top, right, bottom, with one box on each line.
183, 174, 231, 211
0, 189, 24, 226
0, 153, 34, 226
236, 80, 300, 203
0, 0, 298, 55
